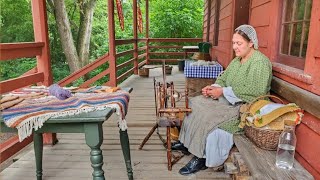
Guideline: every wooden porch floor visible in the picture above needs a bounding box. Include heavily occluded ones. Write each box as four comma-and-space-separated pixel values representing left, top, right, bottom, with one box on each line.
0, 66, 231, 180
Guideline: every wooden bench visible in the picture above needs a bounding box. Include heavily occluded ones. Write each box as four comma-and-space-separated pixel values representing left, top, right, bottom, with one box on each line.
232, 77, 319, 179
0, 88, 133, 180
234, 135, 313, 179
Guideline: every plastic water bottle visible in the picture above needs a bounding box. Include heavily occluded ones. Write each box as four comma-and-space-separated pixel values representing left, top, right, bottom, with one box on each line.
276, 120, 297, 170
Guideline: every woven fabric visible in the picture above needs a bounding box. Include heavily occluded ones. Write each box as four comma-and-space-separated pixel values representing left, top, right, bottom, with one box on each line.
184, 60, 223, 78
179, 96, 240, 158
2, 90, 130, 142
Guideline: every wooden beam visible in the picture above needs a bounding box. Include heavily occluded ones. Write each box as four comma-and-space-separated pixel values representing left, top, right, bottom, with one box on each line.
117, 58, 134, 70
0, 73, 44, 94
148, 59, 179, 63
149, 52, 184, 56
138, 60, 147, 68
58, 53, 109, 86
133, 0, 138, 75
138, 46, 147, 51
149, 45, 183, 49
138, 53, 147, 60
80, 69, 110, 88
115, 39, 135, 45
116, 49, 134, 58
145, 0, 149, 64
271, 77, 320, 119
31, 0, 52, 87
108, 0, 117, 86
0, 135, 33, 163
0, 42, 44, 61
148, 38, 202, 43
117, 67, 134, 82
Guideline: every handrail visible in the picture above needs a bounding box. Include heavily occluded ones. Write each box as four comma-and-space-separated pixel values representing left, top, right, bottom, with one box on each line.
1, 38, 202, 93
0, 42, 44, 61
0, 73, 44, 94
148, 38, 202, 42
58, 53, 109, 86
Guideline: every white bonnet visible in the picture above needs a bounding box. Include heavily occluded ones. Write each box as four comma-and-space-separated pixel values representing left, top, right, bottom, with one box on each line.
235, 24, 259, 49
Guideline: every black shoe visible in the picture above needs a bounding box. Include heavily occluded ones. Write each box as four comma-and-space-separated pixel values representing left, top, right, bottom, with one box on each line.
179, 156, 207, 175
171, 141, 190, 155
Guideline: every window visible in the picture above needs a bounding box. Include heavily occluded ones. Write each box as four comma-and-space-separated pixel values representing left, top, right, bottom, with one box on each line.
279, 0, 312, 68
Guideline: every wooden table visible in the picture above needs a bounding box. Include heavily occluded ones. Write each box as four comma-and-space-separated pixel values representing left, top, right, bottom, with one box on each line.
0, 88, 133, 180
182, 46, 199, 59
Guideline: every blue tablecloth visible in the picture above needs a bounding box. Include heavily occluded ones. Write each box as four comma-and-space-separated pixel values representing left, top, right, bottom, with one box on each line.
184, 60, 223, 78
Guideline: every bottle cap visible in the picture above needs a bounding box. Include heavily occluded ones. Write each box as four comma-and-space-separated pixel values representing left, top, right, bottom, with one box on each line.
284, 120, 296, 126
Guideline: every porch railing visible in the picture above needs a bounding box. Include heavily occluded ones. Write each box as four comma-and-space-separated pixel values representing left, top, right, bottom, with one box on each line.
57, 38, 202, 87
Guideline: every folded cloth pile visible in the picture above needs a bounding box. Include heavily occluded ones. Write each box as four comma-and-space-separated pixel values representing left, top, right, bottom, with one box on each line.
1, 96, 24, 110
239, 100, 303, 130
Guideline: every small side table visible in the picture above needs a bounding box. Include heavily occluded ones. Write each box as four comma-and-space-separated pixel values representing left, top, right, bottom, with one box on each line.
184, 60, 223, 96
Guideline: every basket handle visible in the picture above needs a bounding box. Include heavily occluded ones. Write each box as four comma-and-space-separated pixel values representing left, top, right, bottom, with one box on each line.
248, 94, 284, 109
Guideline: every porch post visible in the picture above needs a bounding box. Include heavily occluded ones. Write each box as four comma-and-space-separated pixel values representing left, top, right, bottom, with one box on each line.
108, 0, 117, 86
31, 0, 57, 145
133, 0, 138, 74
31, 0, 53, 86
146, 0, 150, 64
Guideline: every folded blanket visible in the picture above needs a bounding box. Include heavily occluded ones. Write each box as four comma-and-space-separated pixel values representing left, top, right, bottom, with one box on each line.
2, 90, 130, 141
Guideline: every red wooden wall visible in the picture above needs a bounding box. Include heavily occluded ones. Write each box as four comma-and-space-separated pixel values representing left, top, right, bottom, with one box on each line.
204, 0, 320, 178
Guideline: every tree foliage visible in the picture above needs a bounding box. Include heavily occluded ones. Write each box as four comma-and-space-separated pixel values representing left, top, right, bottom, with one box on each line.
0, 0, 203, 83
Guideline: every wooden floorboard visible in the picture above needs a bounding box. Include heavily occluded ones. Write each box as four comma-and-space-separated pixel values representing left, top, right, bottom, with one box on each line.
0, 66, 231, 179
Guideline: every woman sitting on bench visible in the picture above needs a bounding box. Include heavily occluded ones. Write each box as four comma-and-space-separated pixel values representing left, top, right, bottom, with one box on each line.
173, 24, 273, 175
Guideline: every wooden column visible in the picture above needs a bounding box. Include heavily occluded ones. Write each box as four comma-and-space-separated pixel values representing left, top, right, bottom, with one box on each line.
108, 0, 117, 86
133, 0, 138, 74
146, 0, 150, 64
31, 0, 53, 86
31, 0, 57, 145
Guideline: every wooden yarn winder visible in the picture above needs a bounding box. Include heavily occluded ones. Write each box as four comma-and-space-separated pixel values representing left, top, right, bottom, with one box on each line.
138, 63, 191, 171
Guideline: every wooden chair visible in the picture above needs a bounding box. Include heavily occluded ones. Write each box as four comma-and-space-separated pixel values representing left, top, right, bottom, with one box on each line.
139, 79, 191, 170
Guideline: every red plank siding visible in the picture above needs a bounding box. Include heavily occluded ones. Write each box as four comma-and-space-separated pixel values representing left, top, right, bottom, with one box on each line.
296, 122, 320, 178
251, 0, 271, 8
250, 2, 271, 27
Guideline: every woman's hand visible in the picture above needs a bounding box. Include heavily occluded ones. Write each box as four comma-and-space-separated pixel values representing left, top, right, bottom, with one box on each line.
202, 86, 214, 97
206, 87, 223, 99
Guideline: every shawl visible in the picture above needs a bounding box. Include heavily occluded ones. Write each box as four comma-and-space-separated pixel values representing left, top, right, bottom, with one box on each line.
179, 96, 240, 158
2, 90, 130, 142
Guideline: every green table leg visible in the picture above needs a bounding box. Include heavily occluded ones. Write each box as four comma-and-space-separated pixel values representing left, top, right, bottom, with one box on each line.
34, 133, 43, 180
120, 130, 133, 180
84, 123, 105, 180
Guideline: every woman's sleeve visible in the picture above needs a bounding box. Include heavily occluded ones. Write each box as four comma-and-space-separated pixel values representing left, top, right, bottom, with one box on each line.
215, 59, 236, 87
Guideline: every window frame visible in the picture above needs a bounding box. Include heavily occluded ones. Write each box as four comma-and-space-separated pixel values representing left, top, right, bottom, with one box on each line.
278, 0, 312, 70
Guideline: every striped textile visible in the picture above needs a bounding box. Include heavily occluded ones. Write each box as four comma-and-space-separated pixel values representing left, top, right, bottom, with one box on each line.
184, 60, 223, 78
2, 90, 130, 142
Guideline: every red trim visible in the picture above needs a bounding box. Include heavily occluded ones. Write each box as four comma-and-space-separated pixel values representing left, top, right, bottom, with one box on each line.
0, 135, 33, 163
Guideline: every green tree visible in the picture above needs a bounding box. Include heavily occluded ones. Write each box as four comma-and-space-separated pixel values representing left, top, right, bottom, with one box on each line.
150, 0, 203, 38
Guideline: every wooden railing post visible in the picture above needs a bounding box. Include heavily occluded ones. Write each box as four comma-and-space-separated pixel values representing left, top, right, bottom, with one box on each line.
108, 0, 117, 86
146, 0, 149, 64
31, 0, 53, 86
32, 0, 56, 145
133, 0, 138, 74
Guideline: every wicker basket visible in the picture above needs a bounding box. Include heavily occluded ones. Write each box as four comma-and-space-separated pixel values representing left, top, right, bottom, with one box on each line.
243, 95, 284, 151
244, 125, 282, 150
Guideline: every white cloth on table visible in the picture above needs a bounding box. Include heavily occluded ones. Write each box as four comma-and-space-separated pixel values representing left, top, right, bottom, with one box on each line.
205, 128, 234, 167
